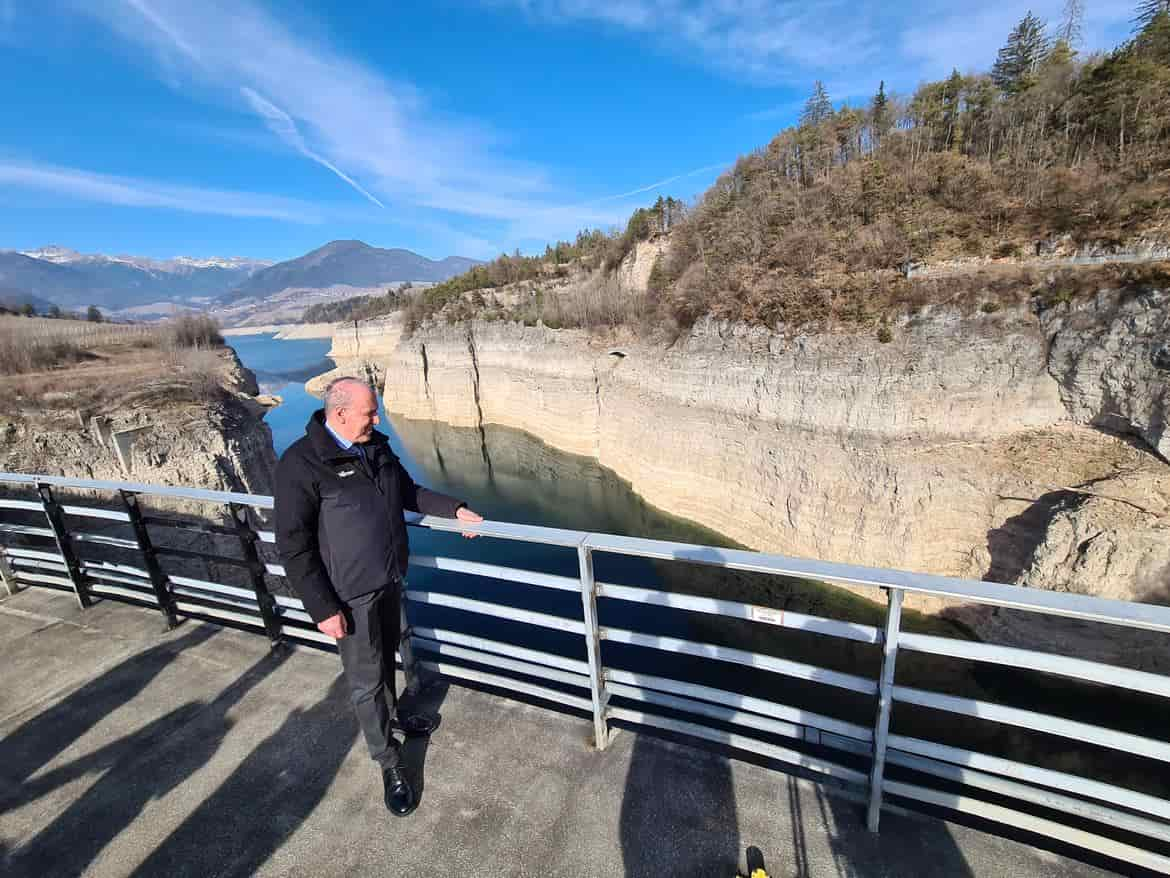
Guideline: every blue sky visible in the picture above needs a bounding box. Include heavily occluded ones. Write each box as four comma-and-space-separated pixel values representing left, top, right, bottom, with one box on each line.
0, 0, 1138, 262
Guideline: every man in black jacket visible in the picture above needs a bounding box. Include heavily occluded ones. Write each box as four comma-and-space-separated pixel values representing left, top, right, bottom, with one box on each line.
275, 376, 483, 817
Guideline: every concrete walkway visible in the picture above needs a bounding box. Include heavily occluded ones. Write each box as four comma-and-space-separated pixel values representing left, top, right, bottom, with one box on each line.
0, 587, 1121, 878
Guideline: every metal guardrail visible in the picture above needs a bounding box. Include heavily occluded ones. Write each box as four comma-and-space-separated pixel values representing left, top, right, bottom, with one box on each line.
1, 471, 1169, 873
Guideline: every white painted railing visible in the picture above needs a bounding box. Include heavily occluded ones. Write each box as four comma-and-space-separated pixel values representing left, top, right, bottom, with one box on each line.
2, 471, 1169, 873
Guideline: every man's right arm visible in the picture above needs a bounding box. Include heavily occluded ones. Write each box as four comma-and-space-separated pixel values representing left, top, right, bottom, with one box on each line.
274, 451, 344, 626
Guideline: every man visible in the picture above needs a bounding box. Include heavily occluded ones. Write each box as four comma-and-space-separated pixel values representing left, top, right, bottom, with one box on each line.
275, 376, 483, 817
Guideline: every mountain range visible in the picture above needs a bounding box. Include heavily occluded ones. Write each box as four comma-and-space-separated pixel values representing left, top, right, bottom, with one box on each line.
225, 240, 480, 302
0, 240, 480, 315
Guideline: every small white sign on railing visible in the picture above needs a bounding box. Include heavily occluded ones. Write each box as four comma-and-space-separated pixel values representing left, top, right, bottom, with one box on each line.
751, 605, 784, 626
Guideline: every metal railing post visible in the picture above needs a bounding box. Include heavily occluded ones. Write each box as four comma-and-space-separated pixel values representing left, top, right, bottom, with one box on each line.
36, 483, 90, 608
577, 541, 610, 750
229, 503, 282, 647
867, 586, 904, 832
0, 547, 19, 596
120, 490, 179, 629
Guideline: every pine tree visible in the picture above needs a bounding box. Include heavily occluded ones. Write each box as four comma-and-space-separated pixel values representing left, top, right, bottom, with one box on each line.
992, 11, 1050, 94
801, 81, 833, 126
871, 80, 890, 145
1135, 0, 1170, 30
1057, 0, 1085, 48
942, 69, 965, 148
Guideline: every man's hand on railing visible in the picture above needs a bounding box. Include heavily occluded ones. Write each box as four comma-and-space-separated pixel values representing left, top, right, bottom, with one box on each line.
456, 505, 484, 539
317, 611, 348, 640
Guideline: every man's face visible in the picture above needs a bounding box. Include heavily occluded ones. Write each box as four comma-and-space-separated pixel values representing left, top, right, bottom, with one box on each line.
332, 386, 380, 444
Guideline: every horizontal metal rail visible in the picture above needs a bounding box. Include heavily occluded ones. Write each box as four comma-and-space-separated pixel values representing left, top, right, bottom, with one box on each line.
406, 589, 587, 635
411, 626, 590, 675
168, 574, 259, 603
413, 637, 591, 690
608, 707, 868, 787
888, 734, 1170, 822
10, 557, 69, 574
411, 554, 580, 592
173, 601, 266, 629
411, 514, 588, 548
62, 505, 131, 522
0, 522, 56, 538
605, 669, 873, 744
603, 627, 877, 695
885, 748, 1170, 843
0, 499, 44, 511
419, 660, 594, 713
90, 582, 157, 602
899, 631, 1170, 699
598, 581, 881, 643
86, 569, 156, 589
71, 532, 140, 550
15, 571, 76, 589
6, 547, 68, 563
883, 780, 1170, 874
608, 681, 831, 750
894, 685, 1170, 763
583, 532, 1170, 634
80, 559, 152, 579
0, 472, 273, 508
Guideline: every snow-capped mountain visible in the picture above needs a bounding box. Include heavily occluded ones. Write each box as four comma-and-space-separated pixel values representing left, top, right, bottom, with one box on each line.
0, 246, 273, 311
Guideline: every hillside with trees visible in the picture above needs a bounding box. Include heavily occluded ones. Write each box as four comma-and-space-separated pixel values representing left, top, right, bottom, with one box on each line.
398, 4, 1170, 335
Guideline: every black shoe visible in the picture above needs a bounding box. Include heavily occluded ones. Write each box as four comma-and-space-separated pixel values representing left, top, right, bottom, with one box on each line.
382, 765, 417, 817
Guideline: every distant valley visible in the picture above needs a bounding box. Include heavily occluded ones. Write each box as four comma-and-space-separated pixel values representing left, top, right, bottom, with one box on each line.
0, 239, 480, 323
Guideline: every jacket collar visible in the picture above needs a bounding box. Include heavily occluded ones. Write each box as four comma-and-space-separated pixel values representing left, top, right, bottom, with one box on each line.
305, 409, 392, 463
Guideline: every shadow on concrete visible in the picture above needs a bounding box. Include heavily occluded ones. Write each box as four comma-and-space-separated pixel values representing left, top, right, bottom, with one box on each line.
822, 792, 976, 878
126, 673, 357, 878
3, 642, 289, 878
615, 725, 980, 878
619, 731, 740, 878
0, 625, 217, 802
397, 679, 451, 806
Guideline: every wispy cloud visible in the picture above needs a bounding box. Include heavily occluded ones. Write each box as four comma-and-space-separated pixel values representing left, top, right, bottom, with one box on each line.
590, 163, 727, 204
496, 0, 879, 82
497, 0, 1137, 92
78, 0, 571, 229
239, 87, 385, 208
0, 159, 321, 223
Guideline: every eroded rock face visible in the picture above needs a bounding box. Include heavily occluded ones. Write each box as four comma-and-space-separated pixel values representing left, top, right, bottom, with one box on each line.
1, 350, 277, 497
1044, 288, 1169, 457
1015, 465, 1170, 605
374, 306, 1163, 587
304, 278, 1166, 648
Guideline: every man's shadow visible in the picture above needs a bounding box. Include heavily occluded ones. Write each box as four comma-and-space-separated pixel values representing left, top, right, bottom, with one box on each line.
4, 642, 290, 878
0, 625, 217, 812
396, 677, 452, 805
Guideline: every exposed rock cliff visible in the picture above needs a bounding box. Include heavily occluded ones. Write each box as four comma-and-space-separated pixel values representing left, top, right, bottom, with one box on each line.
361, 283, 1168, 622
0, 347, 276, 497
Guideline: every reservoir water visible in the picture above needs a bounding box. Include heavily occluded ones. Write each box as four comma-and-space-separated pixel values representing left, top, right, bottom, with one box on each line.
228, 332, 1170, 806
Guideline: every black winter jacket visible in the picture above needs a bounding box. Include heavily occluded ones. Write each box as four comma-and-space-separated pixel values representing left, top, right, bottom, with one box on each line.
274, 410, 465, 623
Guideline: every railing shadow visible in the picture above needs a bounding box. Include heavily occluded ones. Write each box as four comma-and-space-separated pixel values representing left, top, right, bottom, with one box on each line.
125, 673, 357, 878
619, 728, 740, 878
3, 642, 290, 878
0, 625, 217, 805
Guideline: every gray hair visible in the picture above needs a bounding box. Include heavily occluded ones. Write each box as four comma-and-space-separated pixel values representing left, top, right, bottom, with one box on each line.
323, 376, 376, 416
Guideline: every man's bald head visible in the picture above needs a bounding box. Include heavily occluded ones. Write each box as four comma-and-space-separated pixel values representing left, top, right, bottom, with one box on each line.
323, 377, 380, 443
324, 377, 376, 416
